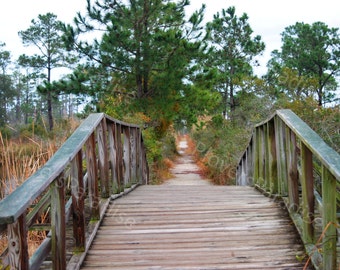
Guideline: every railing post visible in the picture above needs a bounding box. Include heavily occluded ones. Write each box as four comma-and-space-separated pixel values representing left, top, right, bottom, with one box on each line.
130, 127, 137, 184
7, 213, 29, 270
267, 120, 277, 194
115, 124, 124, 191
275, 117, 288, 196
322, 165, 337, 270
85, 133, 100, 220
71, 150, 86, 251
264, 123, 270, 190
108, 123, 118, 190
300, 143, 314, 243
286, 129, 299, 212
123, 126, 131, 186
258, 126, 265, 187
51, 174, 66, 270
247, 139, 254, 185
253, 128, 260, 186
97, 119, 110, 198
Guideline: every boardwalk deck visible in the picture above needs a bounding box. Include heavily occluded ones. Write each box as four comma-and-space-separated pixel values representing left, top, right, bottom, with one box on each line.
80, 185, 311, 269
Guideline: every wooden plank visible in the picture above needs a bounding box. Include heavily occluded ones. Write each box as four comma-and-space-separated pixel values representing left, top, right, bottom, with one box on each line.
51, 174, 66, 270
97, 119, 110, 198
286, 128, 299, 212
322, 165, 337, 270
5, 213, 29, 270
130, 127, 137, 184
267, 120, 277, 193
115, 124, 124, 191
123, 126, 131, 186
108, 122, 118, 190
85, 133, 100, 220
80, 185, 311, 270
300, 143, 315, 243
71, 150, 86, 251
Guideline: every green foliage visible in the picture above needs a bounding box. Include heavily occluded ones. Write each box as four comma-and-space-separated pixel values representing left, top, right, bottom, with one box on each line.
192, 116, 251, 185
18, 13, 74, 130
267, 21, 340, 106
203, 6, 265, 117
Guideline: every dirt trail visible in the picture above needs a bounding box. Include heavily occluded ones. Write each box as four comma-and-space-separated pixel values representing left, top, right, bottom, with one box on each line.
163, 137, 212, 186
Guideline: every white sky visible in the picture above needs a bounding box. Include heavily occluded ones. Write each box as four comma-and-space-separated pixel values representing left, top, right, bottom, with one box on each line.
0, 0, 339, 76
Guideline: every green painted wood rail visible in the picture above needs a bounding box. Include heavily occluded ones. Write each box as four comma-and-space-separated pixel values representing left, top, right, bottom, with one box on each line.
236, 109, 340, 270
0, 113, 149, 270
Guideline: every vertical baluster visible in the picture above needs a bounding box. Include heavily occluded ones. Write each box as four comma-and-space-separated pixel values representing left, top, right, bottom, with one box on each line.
123, 127, 131, 186
247, 138, 254, 186
115, 124, 124, 191
258, 126, 265, 187
7, 213, 29, 270
71, 150, 85, 251
130, 127, 137, 184
108, 123, 118, 190
275, 118, 288, 196
264, 123, 270, 190
85, 133, 100, 220
254, 128, 260, 186
97, 120, 109, 198
267, 119, 278, 194
286, 129, 299, 211
322, 165, 337, 270
136, 128, 142, 183
51, 174, 66, 270
300, 143, 314, 243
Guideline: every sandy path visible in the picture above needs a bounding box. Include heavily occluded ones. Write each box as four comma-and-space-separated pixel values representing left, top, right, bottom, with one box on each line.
163, 138, 212, 186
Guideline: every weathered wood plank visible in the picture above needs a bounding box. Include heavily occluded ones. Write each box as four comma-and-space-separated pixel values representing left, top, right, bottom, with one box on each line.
322, 165, 337, 269
80, 185, 311, 270
97, 119, 110, 198
51, 174, 66, 270
85, 133, 100, 220
300, 143, 315, 243
71, 150, 86, 251
123, 127, 131, 186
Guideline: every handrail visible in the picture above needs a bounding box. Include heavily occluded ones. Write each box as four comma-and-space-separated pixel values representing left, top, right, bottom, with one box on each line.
236, 109, 339, 270
0, 113, 149, 270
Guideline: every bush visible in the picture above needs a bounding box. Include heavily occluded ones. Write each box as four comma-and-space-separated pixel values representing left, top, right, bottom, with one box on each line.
191, 116, 251, 185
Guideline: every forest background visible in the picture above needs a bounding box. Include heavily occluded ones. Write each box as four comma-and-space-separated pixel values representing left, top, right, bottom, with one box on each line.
0, 0, 339, 191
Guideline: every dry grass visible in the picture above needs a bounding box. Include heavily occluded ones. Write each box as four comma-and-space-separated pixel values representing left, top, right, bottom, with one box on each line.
0, 118, 79, 257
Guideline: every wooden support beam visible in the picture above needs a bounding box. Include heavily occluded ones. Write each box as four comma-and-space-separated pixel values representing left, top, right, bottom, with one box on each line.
6, 213, 29, 270
123, 127, 131, 186
115, 124, 124, 191
267, 120, 277, 194
51, 174, 66, 270
300, 143, 314, 243
85, 133, 100, 220
322, 165, 337, 270
97, 119, 110, 198
108, 123, 118, 191
71, 150, 85, 251
286, 129, 299, 212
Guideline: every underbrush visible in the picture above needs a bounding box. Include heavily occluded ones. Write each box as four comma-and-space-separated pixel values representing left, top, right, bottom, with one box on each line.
191, 116, 252, 185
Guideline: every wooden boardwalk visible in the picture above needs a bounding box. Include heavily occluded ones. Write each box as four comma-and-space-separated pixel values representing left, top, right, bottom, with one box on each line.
80, 184, 311, 269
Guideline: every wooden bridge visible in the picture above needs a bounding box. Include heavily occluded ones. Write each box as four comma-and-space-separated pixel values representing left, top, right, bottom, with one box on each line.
0, 110, 339, 269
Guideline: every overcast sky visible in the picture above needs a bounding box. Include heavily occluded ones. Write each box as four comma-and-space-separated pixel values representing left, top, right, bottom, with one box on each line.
0, 0, 339, 76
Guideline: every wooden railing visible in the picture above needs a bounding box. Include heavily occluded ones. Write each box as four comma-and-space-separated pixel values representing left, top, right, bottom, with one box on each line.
236, 109, 339, 270
0, 113, 149, 270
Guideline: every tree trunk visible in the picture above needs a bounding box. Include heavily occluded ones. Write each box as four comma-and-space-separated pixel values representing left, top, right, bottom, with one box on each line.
47, 58, 53, 130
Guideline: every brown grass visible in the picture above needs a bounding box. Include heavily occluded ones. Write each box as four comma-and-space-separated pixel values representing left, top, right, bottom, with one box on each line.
0, 118, 79, 257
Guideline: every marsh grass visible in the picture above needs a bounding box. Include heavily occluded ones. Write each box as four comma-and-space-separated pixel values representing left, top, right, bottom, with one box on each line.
0, 118, 79, 257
